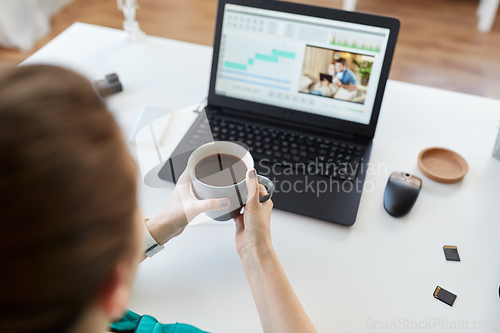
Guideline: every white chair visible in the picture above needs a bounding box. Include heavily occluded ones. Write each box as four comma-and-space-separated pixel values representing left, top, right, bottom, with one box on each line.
477, 0, 499, 32
0, 0, 74, 51
342, 0, 498, 33
342, 0, 358, 11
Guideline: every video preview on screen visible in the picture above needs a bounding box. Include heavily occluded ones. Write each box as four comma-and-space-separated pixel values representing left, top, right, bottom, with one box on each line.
299, 45, 375, 105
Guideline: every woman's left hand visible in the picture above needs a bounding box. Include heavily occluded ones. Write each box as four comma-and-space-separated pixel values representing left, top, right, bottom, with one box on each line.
145, 169, 230, 245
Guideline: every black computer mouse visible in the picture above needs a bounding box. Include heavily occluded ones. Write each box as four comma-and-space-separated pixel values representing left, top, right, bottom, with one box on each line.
384, 172, 422, 217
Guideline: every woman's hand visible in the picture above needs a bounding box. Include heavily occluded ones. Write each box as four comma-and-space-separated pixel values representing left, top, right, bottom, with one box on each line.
146, 169, 230, 245
234, 169, 274, 260
235, 170, 316, 333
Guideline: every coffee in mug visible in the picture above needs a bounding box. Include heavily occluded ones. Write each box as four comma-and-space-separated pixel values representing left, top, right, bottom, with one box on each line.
187, 141, 274, 221
194, 153, 247, 187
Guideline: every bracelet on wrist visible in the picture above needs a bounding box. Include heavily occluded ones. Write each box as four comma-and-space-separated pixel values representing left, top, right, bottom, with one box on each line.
142, 217, 164, 258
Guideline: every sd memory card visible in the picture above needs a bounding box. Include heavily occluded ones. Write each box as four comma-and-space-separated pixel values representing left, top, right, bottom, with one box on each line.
433, 286, 456, 306
443, 245, 460, 261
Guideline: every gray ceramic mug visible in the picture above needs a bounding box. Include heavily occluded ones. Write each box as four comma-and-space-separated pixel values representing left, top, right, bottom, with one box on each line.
187, 141, 274, 221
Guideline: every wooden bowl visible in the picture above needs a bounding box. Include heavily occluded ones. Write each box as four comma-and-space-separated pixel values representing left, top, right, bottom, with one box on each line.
418, 147, 468, 183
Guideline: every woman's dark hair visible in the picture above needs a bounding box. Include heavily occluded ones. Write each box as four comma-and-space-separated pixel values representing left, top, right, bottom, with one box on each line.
0, 65, 138, 333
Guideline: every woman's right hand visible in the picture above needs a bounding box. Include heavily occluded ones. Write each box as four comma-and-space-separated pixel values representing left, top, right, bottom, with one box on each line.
234, 169, 274, 260
235, 170, 317, 333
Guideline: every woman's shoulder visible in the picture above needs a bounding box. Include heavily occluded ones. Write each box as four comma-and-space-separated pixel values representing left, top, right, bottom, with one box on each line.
111, 310, 210, 333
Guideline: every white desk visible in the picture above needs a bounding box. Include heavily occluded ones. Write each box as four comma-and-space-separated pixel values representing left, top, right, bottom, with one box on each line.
23, 23, 500, 332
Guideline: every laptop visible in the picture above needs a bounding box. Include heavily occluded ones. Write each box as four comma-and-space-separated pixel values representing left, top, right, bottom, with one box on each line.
158, 0, 400, 226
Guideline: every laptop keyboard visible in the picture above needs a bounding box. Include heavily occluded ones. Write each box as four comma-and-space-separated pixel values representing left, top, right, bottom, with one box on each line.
204, 113, 365, 182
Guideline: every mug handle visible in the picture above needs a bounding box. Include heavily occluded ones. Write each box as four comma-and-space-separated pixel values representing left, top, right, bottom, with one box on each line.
257, 175, 275, 203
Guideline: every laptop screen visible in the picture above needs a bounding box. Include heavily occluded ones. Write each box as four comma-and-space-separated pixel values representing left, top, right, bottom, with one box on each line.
214, 4, 391, 125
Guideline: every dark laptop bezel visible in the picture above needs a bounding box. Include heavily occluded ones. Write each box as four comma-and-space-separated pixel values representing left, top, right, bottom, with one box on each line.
207, 0, 400, 139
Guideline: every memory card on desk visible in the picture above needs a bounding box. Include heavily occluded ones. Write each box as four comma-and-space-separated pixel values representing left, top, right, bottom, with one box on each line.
443, 245, 460, 261
433, 286, 457, 306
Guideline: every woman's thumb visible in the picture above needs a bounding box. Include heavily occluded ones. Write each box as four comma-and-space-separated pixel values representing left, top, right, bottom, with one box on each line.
192, 197, 230, 216
245, 169, 260, 207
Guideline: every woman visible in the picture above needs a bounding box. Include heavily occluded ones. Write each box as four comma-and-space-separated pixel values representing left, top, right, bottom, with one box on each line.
310, 63, 338, 98
0, 65, 317, 333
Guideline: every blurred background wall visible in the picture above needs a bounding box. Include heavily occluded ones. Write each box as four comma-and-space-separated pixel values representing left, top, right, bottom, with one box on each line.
0, 0, 498, 100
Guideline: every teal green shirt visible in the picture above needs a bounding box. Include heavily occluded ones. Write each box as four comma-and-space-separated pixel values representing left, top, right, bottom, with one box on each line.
110, 310, 209, 333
